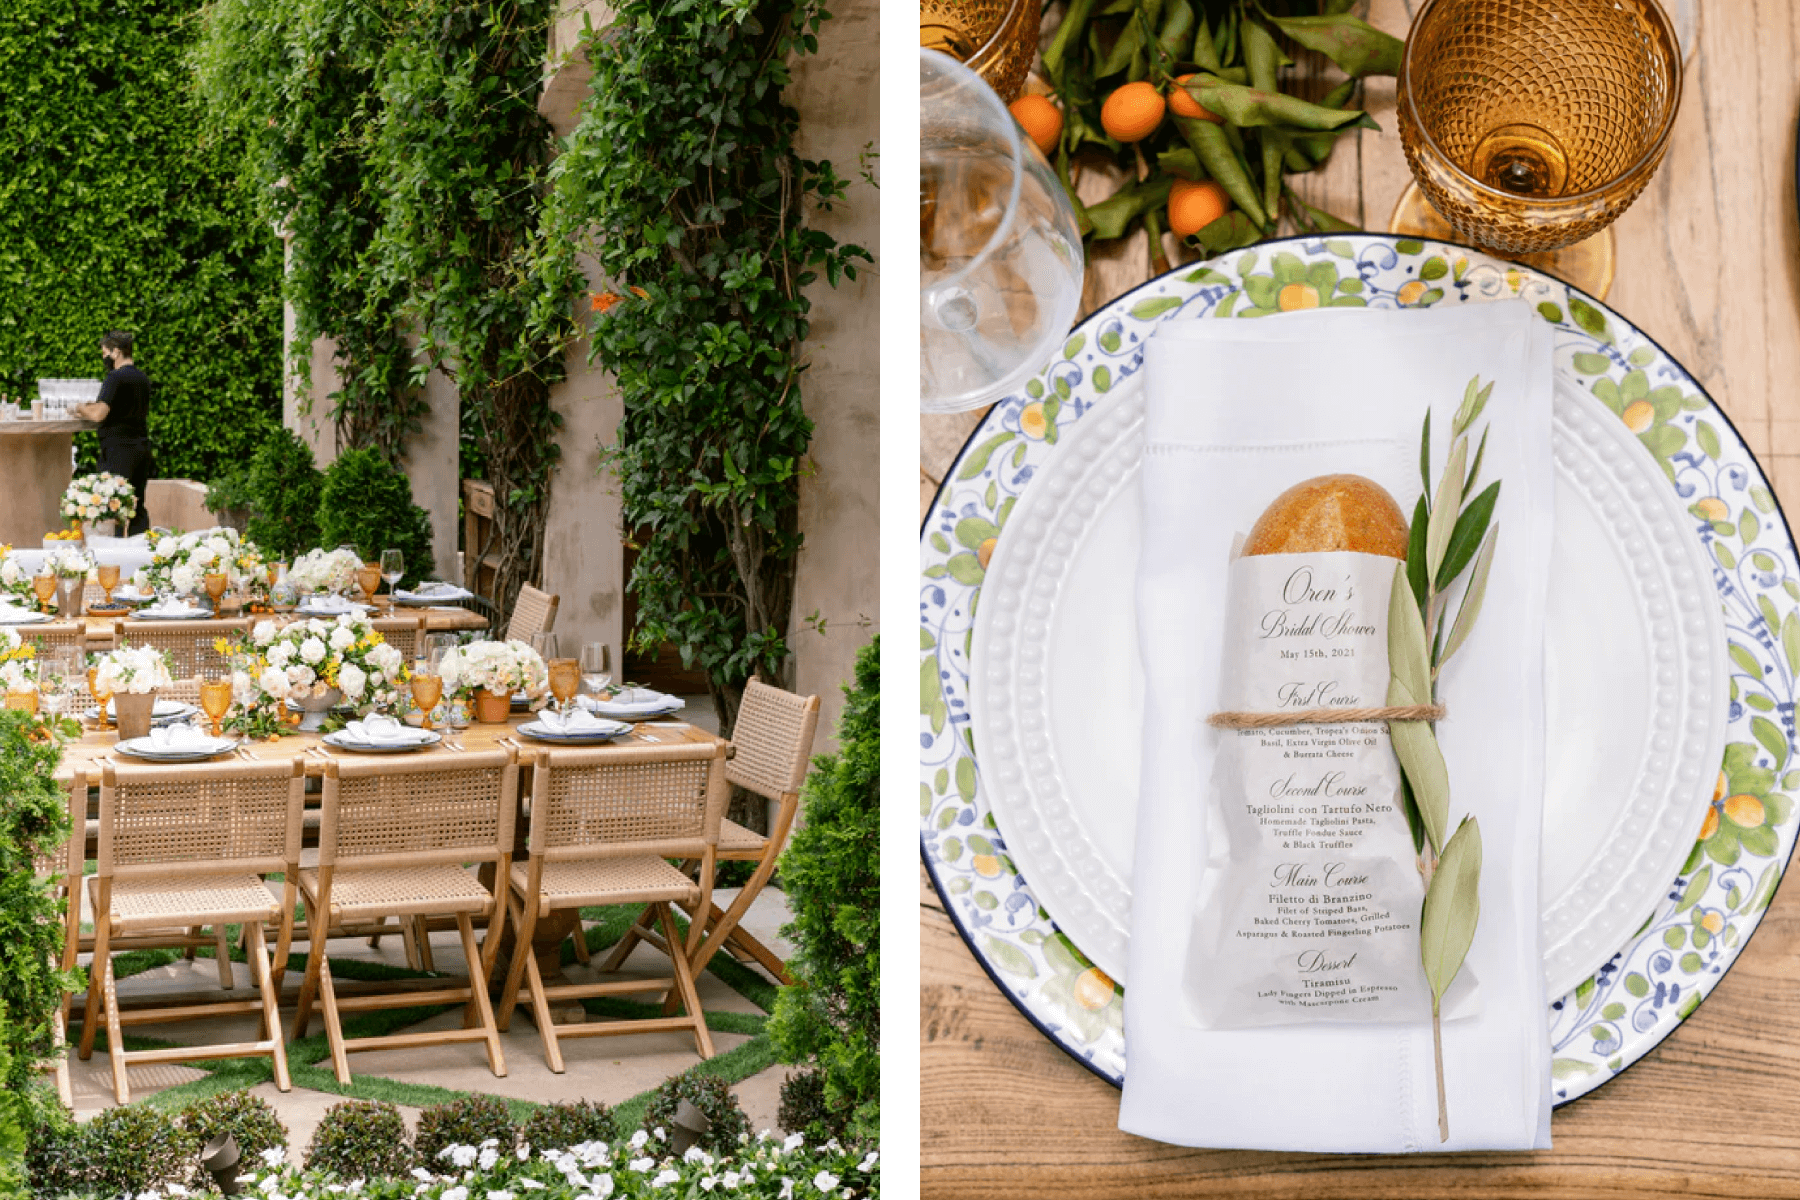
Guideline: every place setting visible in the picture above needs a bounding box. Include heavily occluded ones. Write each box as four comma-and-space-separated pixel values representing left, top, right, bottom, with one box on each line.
918, 0, 1791, 1161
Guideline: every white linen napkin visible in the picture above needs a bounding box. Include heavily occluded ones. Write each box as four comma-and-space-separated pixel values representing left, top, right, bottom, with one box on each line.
398, 581, 472, 601
536, 708, 628, 737
147, 724, 222, 752
137, 599, 207, 618
300, 594, 359, 615
343, 715, 431, 745
581, 687, 684, 717
1121, 300, 1555, 1153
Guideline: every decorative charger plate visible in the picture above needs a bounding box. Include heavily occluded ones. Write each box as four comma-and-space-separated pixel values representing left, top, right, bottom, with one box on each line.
516, 718, 632, 743
920, 234, 1800, 1104
321, 728, 442, 753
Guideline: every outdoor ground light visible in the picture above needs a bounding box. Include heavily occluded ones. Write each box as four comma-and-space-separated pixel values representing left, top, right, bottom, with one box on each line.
670, 1100, 712, 1154
200, 1132, 242, 1195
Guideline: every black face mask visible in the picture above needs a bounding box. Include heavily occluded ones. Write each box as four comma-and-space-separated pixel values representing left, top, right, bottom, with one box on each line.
102, 353, 114, 370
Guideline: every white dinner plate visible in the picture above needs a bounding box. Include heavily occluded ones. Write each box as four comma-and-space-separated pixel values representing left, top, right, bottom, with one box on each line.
106, 699, 198, 723
0, 609, 51, 624
516, 718, 632, 744
115, 735, 238, 762
322, 729, 442, 753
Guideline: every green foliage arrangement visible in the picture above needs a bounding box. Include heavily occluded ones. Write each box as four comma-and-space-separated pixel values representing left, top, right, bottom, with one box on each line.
178, 1088, 290, 1176
194, 0, 424, 464
82, 1104, 201, 1197
639, 1072, 750, 1155
242, 427, 327, 560
0, 0, 283, 484
519, 1101, 618, 1152
769, 636, 880, 1144
542, 0, 871, 726
317, 448, 436, 587
776, 1068, 843, 1142
22, 1082, 83, 1200
303, 1100, 414, 1180
413, 1094, 516, 1165
0, 710, 82, 1099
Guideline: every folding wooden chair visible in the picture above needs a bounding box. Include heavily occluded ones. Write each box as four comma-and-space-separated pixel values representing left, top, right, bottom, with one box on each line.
504, 584, 559, 642
498, 740, 728, 1073
31, 768, 85, 1107
292, 749, 517, 1084
77, 757, 304, 1103
116, 617, 251, 676
602, 680, 819, 985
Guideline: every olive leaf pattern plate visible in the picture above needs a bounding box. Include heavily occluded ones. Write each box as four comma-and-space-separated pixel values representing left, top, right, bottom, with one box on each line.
919, 234, 1800, 1104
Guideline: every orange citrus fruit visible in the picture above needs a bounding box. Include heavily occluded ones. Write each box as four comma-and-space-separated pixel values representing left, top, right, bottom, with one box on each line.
1621, 400, 1655, 432
972, 854, 1002, 878
1073, 967, 1116, 1010
1278, 282, 1322, 311
1724, 793, 1765, 828
1167, 179, 1228, 238
1397, 280, 1428, 306
1168, 74, 1222, 122
1714, 771, 1728, 804
1020, 401, 1048, 438
1699, 910, 1725, 936
1101, 81, 1165, 143
1010, 94, 1063, 155
977, 537, 998, 569
1700, 805, 1719, 841
1696, 497, 1729, 522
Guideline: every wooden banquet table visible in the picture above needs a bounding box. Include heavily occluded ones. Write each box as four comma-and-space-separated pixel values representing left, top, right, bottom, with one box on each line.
920, 1, 1800, 1195
72, 604, 490, 647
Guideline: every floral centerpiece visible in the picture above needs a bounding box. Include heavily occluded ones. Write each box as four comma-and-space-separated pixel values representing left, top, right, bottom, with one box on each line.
287, 547, 363, 596
228, 615, 407, 735
0, 627, 36, 692
45, 545, 94, 579
60, 471, 137, 529
135, 526, 265, 597
439, 638, 548, 722
0, 545, 32, 603
94, 644, 173, 738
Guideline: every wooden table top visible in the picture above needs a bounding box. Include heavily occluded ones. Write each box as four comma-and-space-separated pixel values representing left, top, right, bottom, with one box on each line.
920, 2, 1800, 1193
72, 604, 488, 643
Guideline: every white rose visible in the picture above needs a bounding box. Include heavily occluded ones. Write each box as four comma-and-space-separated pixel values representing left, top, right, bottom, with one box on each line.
329, 625, 355, 651
253, 620, 276, 646
258, 666, 290, 699
192, 547, 216, 567
339, 664, 366, 699
288, 664, 315, 688
300, 638, 326, 664
268, 642, 292, 666
171, 566, 198, 594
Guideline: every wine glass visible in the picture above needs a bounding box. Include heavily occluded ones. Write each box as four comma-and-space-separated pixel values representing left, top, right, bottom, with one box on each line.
355, 562, 382, 607
425, 632, 459, 672
199, 675, 234, 738
1396, 0, 1681, 256
920, 48, 1085, 414
32, 573, 55, 613
529, 632, 559, 662
580, 642, 613, 699
380, 549, 404, 601
548, 658, 581, 717
87, 661, 111, 730
410, 662, 443, 732
40, 646, 79, 724
97, 562, 120, 606
203, 572, 229, 612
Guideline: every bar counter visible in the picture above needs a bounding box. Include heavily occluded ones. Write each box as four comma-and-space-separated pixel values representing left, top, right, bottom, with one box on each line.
0, 418, 98, 546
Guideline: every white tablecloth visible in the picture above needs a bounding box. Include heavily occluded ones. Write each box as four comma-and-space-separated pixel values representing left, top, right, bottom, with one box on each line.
10, 534, 154, 579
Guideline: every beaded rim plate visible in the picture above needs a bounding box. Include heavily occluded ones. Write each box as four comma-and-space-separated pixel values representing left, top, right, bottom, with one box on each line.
919, 234, 1800, 1104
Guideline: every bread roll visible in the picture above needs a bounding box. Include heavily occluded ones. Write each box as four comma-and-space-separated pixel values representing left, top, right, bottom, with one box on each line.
1242, 473, 1410, 560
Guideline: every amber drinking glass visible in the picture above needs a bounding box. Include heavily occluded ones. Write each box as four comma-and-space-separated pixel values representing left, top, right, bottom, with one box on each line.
548, 658, 581, 717
32, 574, 55, 612
199, 677, 234, 738
920, 0, 1038, 104
1397, 0, 1681, 255
97, 562, 120, 605
410, 667, 443, 731
356, 563, 382, 606
203, 572, 229, 610
87, 665, 111, 730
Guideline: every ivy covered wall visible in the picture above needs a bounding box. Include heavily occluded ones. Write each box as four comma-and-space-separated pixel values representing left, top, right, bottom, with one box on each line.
0, 0, 283, 483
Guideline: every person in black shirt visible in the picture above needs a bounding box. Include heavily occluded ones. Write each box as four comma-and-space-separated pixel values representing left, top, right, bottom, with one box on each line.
74, 330, 153, 535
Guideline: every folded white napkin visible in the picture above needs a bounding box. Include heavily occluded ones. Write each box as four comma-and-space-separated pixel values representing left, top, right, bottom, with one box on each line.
138, 599, 207, 618
1122, 301, 1555, 1152
536, 708, 627, 737
399, 581, 471, 601
300, 594, 357, 614
147, 724, 222, 752
343, 714, 431, 745
582, 687, 684, 717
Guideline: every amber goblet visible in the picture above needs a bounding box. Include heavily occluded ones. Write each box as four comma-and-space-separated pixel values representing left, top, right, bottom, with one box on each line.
203, 572, 229, 612
919, 0, 1038, 104
32, 574, 55, 613
97, 562, 120, 605
1397, 0, 1681, 258
356, 563, 382, 607
548, 658, 581, 717
410, 667, 443, 732
87, 665, 111, 730
199, 677, 234, 738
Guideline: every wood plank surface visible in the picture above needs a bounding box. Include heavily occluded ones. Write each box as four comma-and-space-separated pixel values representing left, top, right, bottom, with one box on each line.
920, 1, 1800, 1192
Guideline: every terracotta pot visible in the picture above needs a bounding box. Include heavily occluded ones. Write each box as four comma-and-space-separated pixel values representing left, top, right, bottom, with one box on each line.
474, 688, 512, 724
114, 690, 157, 741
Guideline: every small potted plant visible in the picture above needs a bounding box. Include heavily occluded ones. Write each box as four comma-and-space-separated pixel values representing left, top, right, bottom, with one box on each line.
438, 639, 547, 724
94, 644, 173, 739
46, 544, 95, 617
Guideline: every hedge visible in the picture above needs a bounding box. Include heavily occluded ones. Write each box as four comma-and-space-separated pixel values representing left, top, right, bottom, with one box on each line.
0, 0, 283, 484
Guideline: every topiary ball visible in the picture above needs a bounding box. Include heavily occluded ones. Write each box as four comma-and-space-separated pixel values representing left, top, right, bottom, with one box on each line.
23, 1085, 91, 1200
83, 1104, 201, 1198
519, 1100, 618, 1153
179, 1088, 289, 1177
303, 1100, 414, 1181
640, 1072, 751, 1155
413, 1093, 516, 1166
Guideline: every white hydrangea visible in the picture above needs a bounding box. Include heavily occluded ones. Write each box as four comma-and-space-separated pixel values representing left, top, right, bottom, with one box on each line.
300, 637, 327, 665
94, 645, 172, 695
338, 663, 367, 700
253, 619, 277, 645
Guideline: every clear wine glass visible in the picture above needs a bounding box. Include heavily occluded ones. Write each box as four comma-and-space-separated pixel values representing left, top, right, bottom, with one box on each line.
921, 48, 1085, 413
580, 642, 613, 699
380, 548, 404, 597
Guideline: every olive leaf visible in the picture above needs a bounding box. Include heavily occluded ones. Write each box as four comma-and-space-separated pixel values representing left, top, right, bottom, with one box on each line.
1267, 13, 1404, 78
1405, 494, 1429, 616
1452, 378, 1494, 437
1434, 480, 1500, 590
1388, 677, 1449, 857
1421, 815, 1483, 1004
1439, 524, 1497, 668
1188, 80, 1374, 132
1464, 424, 1489, 496
1387, 563, 1432, 704
1417, 407, 1433, 505
1425, 435, 1467, 583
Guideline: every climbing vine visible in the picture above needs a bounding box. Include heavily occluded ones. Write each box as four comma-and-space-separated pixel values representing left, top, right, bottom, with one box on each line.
540, 0, 871, 726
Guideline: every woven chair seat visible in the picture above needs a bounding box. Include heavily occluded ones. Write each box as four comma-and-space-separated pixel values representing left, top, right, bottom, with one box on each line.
718, 818, 766, 857
511, 856, 699, 911
93, 873, 281, 929
302, 865, 493, 919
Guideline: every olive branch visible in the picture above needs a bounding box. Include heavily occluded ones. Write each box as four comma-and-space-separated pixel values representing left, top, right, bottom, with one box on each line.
1387, 375, 1500, 1143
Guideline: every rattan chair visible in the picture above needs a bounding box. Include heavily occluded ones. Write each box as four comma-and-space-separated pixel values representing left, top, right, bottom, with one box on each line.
497, 741, 729, 1073
32, 769, 85, 1107
78, 756, 304, 1103
602, 680, 820, 985
293, 749, 517, 1084
370, 613, 426, 661
20, 620, 84, 653
504, 585, 559, 642
116, 617, 251, 676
